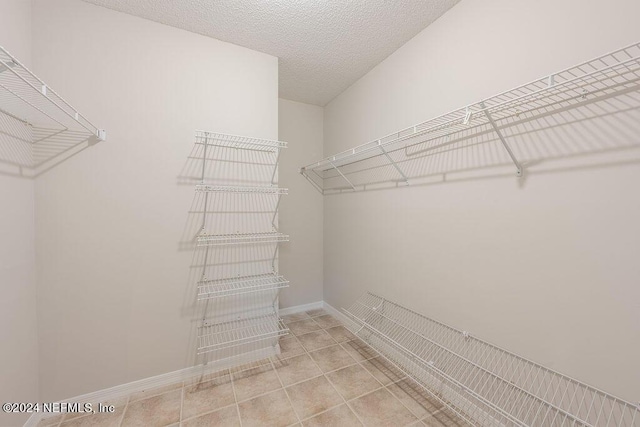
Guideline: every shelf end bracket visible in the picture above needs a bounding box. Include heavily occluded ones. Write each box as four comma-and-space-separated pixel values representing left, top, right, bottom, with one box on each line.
481, 102, 523, 177
379, 142, 409, 185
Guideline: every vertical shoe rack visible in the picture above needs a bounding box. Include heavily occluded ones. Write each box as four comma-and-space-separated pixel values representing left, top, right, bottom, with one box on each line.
192, 131, 290, 361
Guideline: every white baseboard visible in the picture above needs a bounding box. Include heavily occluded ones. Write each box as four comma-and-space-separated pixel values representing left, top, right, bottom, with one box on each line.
322, 301, 352, 324
279, 300, 323, 316
26, 300, 327, 427
24, 346, 277, 427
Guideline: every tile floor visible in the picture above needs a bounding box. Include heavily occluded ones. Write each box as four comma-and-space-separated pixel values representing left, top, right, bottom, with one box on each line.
37, 309, 468, 427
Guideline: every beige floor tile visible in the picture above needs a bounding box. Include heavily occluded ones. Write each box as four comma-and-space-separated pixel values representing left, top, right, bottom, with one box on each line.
282, 312, 311, 324
37, 414, 65, 426
273, 354, 322, 386
387, 379, 442, 419
286, 376, 343, 419
421, 407, 469, 426
302, 404, 363, 426
312, 314, 342, 329
60, 397, 127, 427
350, 388, 417, 427
128, 381, 183, 402
288, 319, 322, 336
325, 364, 382, 400
278, 336, 306, 359
120, 389, 181, 427
229, 358, 271, 374
341, 339, 377, 361
309, 344, 357, 373
296, 330, 337, 351
232, 364, 282, 402
182, 373, 235, 420
326, 326, 356, 343
306, 309, 328, 318
238, 389, 298, 427
361, 357, 406, 385
182, 405, 240, 427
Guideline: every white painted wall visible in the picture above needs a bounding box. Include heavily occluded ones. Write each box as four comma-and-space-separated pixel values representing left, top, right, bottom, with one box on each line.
31, 0, 278, 401
0, 1, 40, 426
278, 99, 324, 308
323, 0, 640, 403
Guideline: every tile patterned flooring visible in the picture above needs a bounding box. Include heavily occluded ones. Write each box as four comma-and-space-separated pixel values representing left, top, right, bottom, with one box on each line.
37, 309, 468, 427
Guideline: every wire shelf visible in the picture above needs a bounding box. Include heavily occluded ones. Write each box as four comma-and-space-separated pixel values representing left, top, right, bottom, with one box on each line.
197, 273, 289, 300
195, 184, 288, 195
195, 130, 287, 152
196, 232, 289, 246
0, 45, 105, 170
343, 292, 639, 427
197, 312, 288, 355
300, 41, 640, 193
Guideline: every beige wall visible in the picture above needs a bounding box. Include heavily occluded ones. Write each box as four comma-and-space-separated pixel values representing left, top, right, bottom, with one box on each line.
278, 99, 324, 308
32, 0, 278, 401
323, 0, 640, 402
0, 1, 40, 426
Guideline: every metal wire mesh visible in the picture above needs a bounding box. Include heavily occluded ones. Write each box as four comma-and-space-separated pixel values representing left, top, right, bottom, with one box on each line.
197, 312, 289, 354
197, 273, 289, 300
0, 45, 104, 171
301, 41, 640, 194
195, 130, 287, 152
196, 232, 290, 246
343, 292, 639, 427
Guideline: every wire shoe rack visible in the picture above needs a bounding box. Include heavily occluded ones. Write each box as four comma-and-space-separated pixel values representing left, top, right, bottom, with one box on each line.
0, 45, 105, 173
300, 41, 640, 194
197, 273, 289, 300
190, 131, 290, 360
342, 292, 639, 427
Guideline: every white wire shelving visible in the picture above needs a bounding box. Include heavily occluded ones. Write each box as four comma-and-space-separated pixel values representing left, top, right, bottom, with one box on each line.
0, 45, 106, 171
195, 184, 288, 195
197, 273, 289, 300
342, 292, 639, 427
196, 232, 289, 247
195, 130, 287, 152
197, 312, 289, 355
300, 41, 640, 194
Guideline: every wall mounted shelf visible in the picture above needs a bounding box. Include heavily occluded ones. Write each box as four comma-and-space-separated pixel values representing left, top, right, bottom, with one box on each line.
300, 41, 640, 194
196, 232, 289, 246
197, 273, 289, 300
0, 45, 105, 172
343, 292, 639, 427
195, 184, 288, 195
195, 130, 286, 152
197, 312, 288, 355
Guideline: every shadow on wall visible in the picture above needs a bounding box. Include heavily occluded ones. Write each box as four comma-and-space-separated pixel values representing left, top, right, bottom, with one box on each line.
0, 110, 99, 178
306, 86, 640, 194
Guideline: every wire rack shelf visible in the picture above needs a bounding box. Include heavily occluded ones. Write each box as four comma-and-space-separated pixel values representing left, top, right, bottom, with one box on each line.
195, 184, 288, 195
300, 41, 640, 194
343, 292, 639, 427
197, 312, 288, 355
196, 232, 289, 246
195, 130, 287, 152
0, 45, 106, 170
197, 273, 289, 300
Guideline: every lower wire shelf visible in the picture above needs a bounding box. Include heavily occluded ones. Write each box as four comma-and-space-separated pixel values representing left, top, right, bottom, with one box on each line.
343, 292, 639, 427
197, 273, 289, 300
197, 232, 289, 246
197, 313, 289, 355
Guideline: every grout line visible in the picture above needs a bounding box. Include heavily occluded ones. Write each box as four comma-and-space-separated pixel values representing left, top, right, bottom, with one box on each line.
116, 395, 130, 427
178, 385, 185, 424
268, 356, 302, 425
180, 403, 237, 424
228, 369, 243, 427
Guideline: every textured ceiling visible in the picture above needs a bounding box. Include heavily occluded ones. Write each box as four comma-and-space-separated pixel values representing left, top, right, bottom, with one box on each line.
81, 0, 459, 106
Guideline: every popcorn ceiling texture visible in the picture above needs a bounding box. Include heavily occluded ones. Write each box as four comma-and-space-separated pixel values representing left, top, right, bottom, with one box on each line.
81, 0, 459, 106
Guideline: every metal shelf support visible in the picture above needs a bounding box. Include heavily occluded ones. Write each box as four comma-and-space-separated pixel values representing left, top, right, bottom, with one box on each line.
379, 141, 410, 185
480, 102, 523, 177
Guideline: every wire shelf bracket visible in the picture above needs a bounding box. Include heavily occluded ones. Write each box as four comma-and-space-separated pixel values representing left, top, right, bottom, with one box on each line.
342, 292, 639, 427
